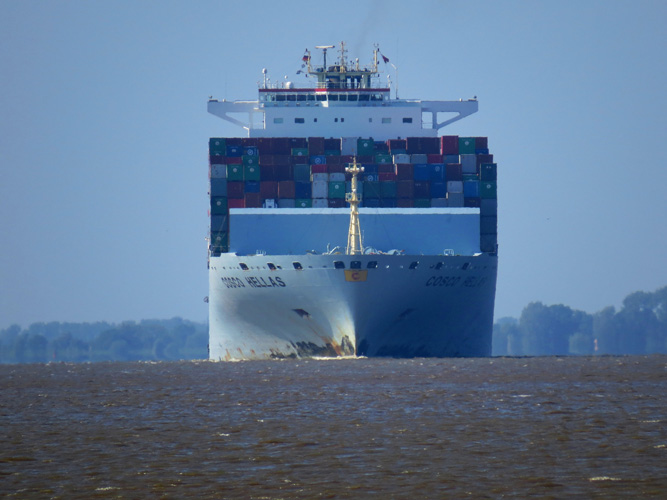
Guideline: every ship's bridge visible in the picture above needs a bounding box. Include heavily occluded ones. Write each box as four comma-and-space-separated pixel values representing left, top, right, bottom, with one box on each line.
207, 42, 478, 140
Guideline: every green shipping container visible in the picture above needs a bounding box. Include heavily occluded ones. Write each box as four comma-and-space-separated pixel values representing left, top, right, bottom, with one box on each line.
211, 197, 228, 215
293, 164, 311, 182
242, 155, 258, 167
295, 198, 312, 208
209, 138, 226, 155
480, 181, 497, 199
227, 165, 244, 181
459, 137, 476, 154
357, 138, 375, 155
291, 148, 309, 157
380, 181, 397, 198
329, 181, 346, 199
375, 153, 392, 164
363, 181, 381, 198
414, 198, 432, 208
244, 165, 260, 181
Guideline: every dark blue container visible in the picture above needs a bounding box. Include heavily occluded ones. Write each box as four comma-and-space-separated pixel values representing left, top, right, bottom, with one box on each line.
364, 198, 380, 207
244, 181, 260, 193
475, 148, 490, 155
243, 146, 259, 157
430, 181, 447, 198
413, 164, 430, 181
363, 164, 379, 174
294, 181, 312, 199
310, 155, 327, 165
463, 180, 480, 197
363, 173, 379, 182
226, 145, 243, 157
380, 198, 397, 208
210, 179, 227, 197
429, 164, 445, 181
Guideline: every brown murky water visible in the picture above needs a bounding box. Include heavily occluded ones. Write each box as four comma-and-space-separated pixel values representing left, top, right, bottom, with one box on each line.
1, 356, 666, 498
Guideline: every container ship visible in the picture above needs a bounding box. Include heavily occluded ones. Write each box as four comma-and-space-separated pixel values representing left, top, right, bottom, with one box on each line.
206, 43, 498, 360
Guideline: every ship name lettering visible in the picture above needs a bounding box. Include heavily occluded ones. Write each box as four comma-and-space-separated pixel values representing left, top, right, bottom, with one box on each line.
221, 277, 246, 288
245, 276, 287, 288
425, 276, 461, 287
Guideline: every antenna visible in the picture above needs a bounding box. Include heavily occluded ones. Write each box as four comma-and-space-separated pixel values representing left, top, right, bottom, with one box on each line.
315, 44, 335, 70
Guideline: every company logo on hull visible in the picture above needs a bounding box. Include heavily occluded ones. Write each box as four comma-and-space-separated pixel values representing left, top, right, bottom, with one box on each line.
344, 270, 368, 282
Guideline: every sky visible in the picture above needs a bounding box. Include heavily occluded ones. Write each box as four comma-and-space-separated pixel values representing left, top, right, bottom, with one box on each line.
1, 0, 666, 329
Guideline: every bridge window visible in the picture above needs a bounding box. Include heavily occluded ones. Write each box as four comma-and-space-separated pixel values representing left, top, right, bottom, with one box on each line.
409, 261, 419, 270
367, 261, 378, 269
350, 261, 361, 269
293, 262, 303, 270
403, 117, 413, 123
382, 117, 391, 124
273, 117, 283, 124
297, 94, 306, 101
239, 263, 249, 271
359, 94, 370, 101
267, 263, 276, 270
316, 94, 326, 101
348, 94, 358, 101
334, 261, 345, 269
295, 118, 305, 124
276, 94, 285, 101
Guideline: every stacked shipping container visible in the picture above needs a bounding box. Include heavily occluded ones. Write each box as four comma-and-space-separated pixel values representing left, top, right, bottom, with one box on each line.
209, 136, 498, 254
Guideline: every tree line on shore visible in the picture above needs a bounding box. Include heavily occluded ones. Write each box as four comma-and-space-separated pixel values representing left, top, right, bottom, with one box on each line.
493, 286, 667, 356
1, 287, 665, 363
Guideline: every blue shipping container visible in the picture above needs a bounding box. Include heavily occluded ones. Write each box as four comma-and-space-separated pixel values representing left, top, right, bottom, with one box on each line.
226, 145, 243, 157
244, 181, 260, 193
463, 180, 480, 197
310, 155, 327, 165
430, 181, 447, 198
429, 164, 445, 181
294, 181, 312, 199
413, 164, 430, 181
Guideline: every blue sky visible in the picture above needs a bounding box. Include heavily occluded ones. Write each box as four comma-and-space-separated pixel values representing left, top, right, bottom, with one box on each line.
1, 0, 666, 329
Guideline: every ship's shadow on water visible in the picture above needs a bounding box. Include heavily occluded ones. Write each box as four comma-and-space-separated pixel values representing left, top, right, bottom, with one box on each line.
1, 356, 666, 498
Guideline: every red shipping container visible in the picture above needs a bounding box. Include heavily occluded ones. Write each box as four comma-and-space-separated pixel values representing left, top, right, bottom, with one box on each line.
272, 138, 291, 155
395, 164, 414, 181
260, 165, 275, 181
274, 164, 293, 181
397, 180, 415, 198
209, 154, 225, 164
260, 181, 278, 199
356, 155, 374, 163
397, 198, 414, 208
244, 192, 262, 208
446, 163, 463, 181
440, 135, 459, 155
228, 198, 245, 209
427, 154, 443, 164
406, 137, 421, 154
311, 164, 328, 174
475, 137, 488, 150
420, 137, 440, 154
308, 137, 325, 155
274, 154, 290, 165
328, 164, 345, 174
379, 172, 396, 181
241, 138, 259, 147
388, 139, 407, 153
291, 155, 308, 165
259, 154, 274, 165
227, 181, 245, 199
378, 164, 394, 173
324, 138, 341, 151
340, 155, 354, 164
278, 181, 295, 198
326, 155, 342, 165
476, 154, 494, 167
257, 138, 272, 154
289, 137, 308, 148
226, 156, 242, 165
414, 181, 430, 198
328, 199, 345, 208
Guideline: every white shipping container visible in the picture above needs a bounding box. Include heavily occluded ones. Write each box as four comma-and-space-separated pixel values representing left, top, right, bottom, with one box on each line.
312, 180, 328, 199
393, 153, 410, 164
312, 198, 328, 208
447, 181, 463, 193
329, 172, 345, 182
461, 154, 476, 174
263, 199, 276, 208
311, 173, 329, 182
211, 164, 227, 179
447, 192, 464, 207
341, 137, 358, 155
411, 154, 428, 164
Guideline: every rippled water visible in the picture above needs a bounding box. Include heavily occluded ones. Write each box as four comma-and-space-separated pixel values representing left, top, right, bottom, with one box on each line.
1, 356, 666, 498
